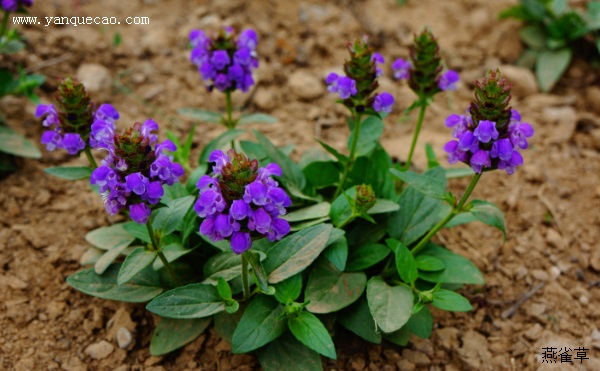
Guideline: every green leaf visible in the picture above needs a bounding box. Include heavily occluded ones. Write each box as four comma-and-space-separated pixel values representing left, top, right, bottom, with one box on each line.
289, 217, 329, 232
536, 48, 572, 92
198, 129, 245, 164
94, 243, 131, 275
288, 311, 336, 359
519, 25, 546, 50
67, 263, 163, 302
282, 202, 331, 222
432, 289, 473, 312
203, 251, 242, 284
388, 190, 445, 246
417, 243, 485, 285
178, 108, 222, 123
305, 258, 366, 313
303, 161, 340, 188
118, 247, 157, 285
122, 222, 151, 243
264, 224, 333, 283
238, 113, 278, 125
254, 130, 306, 191
152, 196, 195, 235
329, 188, 355, 227
161, 182, 189, 204
258, 333, 323, 371
389, 167, 447, 199
367, 199, 400, 214
146, 283, 225, 318
444, 211, 477, 228
152, 242, 192, 270
469, 200, 507, 241
366, 276, 413, 333
425, 143, 440, 168
522, 0, 548, 19
0, 126, 42, 158
383, 326, 410, 346
274, 274, 302, 304
347, 115, 384, 157
217, 277, 232, 300
323, 234, 348, 271
345, 243, 390, 272
245, 250, 269, 293
406, 305, 433, 338
338, 297, 382, 344
395, 242, 418, 284
316, 139, 348, 164
415, 255, 446, 272
445, 167, 475, 179
231, 295, 287, 353
43, 166, 92, 180
150, 317, 211, 356
214, 310, 243, 343
499, 5, 533, 21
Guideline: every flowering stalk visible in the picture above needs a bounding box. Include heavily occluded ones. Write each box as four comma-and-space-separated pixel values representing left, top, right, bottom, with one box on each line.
241, 254, 250, 300
410, 172, 481, 256
327, 38, 395, 199
146, 222, 180, 287
393, 29, 459, 170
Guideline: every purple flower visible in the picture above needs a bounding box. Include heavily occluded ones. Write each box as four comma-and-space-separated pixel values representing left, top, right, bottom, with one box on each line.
150, 155, 184, 186
141, 119, 159, 144
146, 181, 164, 204
130, 203, 151, 224
125, 173, 149, 196
497, 151, 523, 175
473, 120, 499, 143
438, 70, 459, 91
211, 50, 231, 71
190, 29, 210, 49
195, 150, 291, 254
61, 133, 86, 155
490, 138, 513, 161
470, 149, 491, 174
508, 121, 534, 150
392, 58, 411, 80
90, 166, 117, 192
371, 53, 385, 77
41, 130, 62, 151
231, 232, 252, 254
36, 104, 59, 128
373, 92, 395, 114
238, 29, 258, 50
336, 76, 358, 100
443, 140, 468, 164
445, 113, 470, 138
2, 0, 32, 12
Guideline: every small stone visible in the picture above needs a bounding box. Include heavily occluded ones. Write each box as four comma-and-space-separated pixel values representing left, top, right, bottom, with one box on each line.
549, 266, 561, 279
436, 327, 459, 351
498, 65, 538, 96
0, 275, 28, 289
592, 329, 600, 341
107, 307, 137, 340
46, 301, 66, 320
14, 357, 35, 371
531, 269, 548, 281
542, 106, 577, 143
396, 359, 416, 371
458, 330, 492, 370
144, 356, 163, 366
524, 324, 543, 340
116, 327, 133, 349
253, 88, 277, 112
402, 349, 430, 366
84, 340, 114, 360
580, 295, 589, 305
288, 71, 324, 100
590, 251, 600, 272
76, 64, 112, 94
546, 229, 566, 250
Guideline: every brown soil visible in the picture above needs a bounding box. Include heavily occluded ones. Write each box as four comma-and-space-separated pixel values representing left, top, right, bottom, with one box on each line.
2, 0, 600, 370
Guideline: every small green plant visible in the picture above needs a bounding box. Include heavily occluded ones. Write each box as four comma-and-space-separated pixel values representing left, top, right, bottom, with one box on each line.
500, 0, 600, 91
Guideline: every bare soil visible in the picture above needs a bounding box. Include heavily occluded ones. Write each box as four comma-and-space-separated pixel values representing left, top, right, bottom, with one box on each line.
1, 0, 600, 370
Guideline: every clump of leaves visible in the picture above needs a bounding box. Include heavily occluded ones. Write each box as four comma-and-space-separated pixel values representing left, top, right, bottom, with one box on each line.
500, 0, 600, 91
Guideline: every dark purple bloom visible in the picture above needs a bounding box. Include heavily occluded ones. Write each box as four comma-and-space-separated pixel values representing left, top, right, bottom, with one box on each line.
438, 70, 459, 91
243, 181, 268, 206
250, 207, 271, 234
443, 140, 468, 164
130, 203, 151, 224
150, 155, 184, 186
458, 131, 478, 152
445, 113, 469, 138
2, 0, 32, 12
214, 73, 231, 91
373, 92, 395, 114
392, 58, 411, 80
61, 133, 86, 155
508, 121, 534, 150
211, 50, 231, 71
268, 218, 290, 242
336, 76, 358, 100
470, 150, 491, 174
497, 151, 523, 175
473, 120, 499, 143
371, 53, 385, 77
231, 232, 252, 254
230, 199, 251, 220
125, 173, 149, 196
146, 181, 164, 204
214, 213, 234, 238
36, 104, 59, 128
41, 130, 62, 151
238, 29, 258, 50
490, 138, 513, 161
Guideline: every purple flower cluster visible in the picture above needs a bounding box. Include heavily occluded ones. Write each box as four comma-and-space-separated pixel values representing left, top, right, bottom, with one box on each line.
325, 73, 395, 115
194, 150, 291, 254
36, 103, 119, 155
1, 0, 32, 12
443, 110, 534, 174
189, 28, 258, 93
392, 57, 459, 92
90, 120, 184, 224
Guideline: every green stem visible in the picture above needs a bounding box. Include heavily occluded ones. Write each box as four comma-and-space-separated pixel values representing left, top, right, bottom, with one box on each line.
225, 91, 234, 129
84, 147, 98, 169
333, 113, 363, 199
146, 222, 181, 286
411, 172, 482, 256
0, 11, 9, 42
241, 254, 250, 301
402, 99, 428, 170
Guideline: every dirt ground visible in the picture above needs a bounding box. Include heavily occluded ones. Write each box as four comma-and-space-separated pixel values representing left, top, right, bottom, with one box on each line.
1, 0, 600, 369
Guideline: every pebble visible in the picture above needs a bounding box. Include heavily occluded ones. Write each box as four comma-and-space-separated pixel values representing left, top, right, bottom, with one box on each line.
580, 295, 589, 305
549, 266, 561, 279
436, 327, 459, 351
116, 327, 133, 349
288, 71, 324, 100
523, 323, 543, 340
498, 65, 538, 96
531, 269, 548, 281
592, 329, 600, 341
84, 340, 114, 360
546, 229, 566, 250
590, 251, 600, 272
542, 106, 577, 143
0, 275, 28, 290
253, 88, 277, 111
76, 64, 112, 94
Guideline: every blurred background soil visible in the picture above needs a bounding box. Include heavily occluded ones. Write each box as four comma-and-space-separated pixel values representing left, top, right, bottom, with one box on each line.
1, 0, 600, 369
